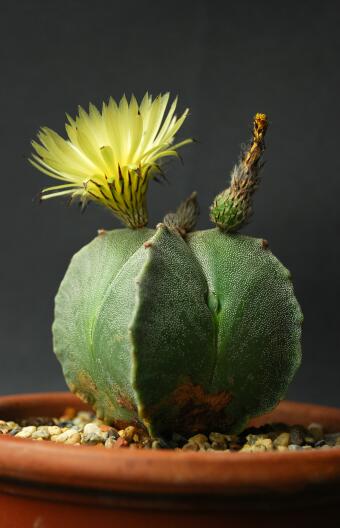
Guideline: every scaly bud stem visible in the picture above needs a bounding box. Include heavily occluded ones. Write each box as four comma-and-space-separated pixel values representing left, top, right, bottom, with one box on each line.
163, 192, 200, 236
210, 113, 269, 232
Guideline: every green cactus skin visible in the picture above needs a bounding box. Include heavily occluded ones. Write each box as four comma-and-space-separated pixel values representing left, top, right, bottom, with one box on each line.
53, 225, 302, 436
53, 228, 154, 425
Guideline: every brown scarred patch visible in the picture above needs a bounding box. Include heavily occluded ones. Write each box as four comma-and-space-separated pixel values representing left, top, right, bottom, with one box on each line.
69, 374, 142, 429
112, 390, 142, 429
96, 390, 139, 424
142, 380, 232, 435
71, 389, 94, 407
171, 382, 232, 433
77, 371, 98, 393
112, 417, 146, 431
66, 372, 98, 408
116, 391, 138, 413
93, 398, 143, 430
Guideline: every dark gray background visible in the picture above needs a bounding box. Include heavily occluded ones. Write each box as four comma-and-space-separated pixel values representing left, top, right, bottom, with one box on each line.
0, 0, 339, 406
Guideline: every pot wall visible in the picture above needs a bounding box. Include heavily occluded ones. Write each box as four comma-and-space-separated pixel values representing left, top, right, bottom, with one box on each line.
0, 393, 339, 528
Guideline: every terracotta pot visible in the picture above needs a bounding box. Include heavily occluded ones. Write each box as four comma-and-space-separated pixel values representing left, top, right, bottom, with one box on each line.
0, 392, 339, 527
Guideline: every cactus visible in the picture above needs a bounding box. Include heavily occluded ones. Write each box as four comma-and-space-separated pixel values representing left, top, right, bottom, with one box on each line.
30, 95, 302, 437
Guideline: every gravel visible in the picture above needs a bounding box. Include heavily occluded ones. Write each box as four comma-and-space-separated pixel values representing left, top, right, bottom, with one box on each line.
1, 409, 340, 452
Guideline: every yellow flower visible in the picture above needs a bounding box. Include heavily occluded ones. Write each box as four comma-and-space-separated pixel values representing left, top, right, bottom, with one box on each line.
30, 93, 192, 228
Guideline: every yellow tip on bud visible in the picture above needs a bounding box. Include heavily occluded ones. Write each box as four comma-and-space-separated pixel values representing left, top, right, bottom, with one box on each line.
243, 113, 268, 172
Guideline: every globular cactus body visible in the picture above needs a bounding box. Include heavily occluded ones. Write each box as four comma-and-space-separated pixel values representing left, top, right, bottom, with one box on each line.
53, 225, 302, 436
30, 96, 303, 437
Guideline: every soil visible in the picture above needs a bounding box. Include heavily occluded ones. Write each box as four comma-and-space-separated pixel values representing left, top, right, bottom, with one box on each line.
1, 407, 340, 452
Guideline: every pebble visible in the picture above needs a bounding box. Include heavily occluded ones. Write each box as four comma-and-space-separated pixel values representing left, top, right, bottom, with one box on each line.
308, 423, 323, 442
273, 432, 290, 448
106, 428, 119, 440
241, 438, 273, 452
119, 426, 136, 443
211, 441, 227, 450
100, 425, 114, 433
324, 433, 340, 446
246, 434, 261, 446
51, 429, 79, 443
151, 440, 163, 449
314, 439, 326, 448
188, 434, 210, 450
1, 421, 20, 433
290, 426, 306, 446
9, 428, 21, 436
156, 437, 173, 449
48, 426, 62, 436
83, 423, 101, 435
32, 427, 50, 440
1, 408, 339, 454
189, 436, 210, 451
82, 423, 108, 444
82, 432, 105, 445
288, 444, 302, 451
58, 421, 74, 428
0, 424, 10, 434
114, 437, 128, 448
6, 421, 19, 431
209, 432, 227, 445
188, 433, 208, 443
182, 442, 199, 451
65, 432, 81, 445
20, 417, 55, 427
105, 436, 116, 448
15, 426, 37, 438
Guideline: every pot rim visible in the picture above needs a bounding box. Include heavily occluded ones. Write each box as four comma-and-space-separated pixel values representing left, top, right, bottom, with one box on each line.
0, 392, 340, 496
